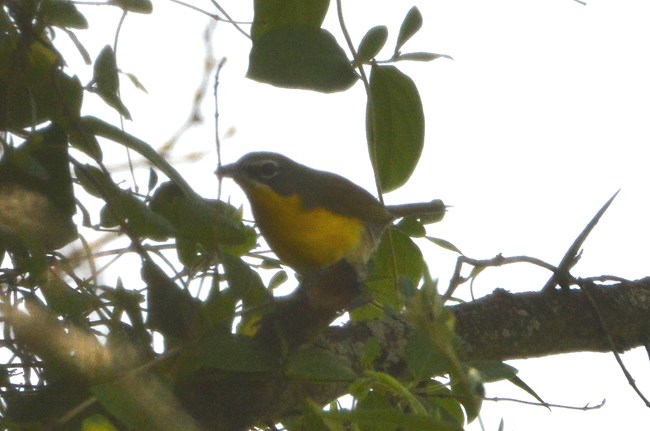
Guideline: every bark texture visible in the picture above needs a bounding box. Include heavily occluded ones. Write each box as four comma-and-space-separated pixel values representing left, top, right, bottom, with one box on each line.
183, 278, 650, 430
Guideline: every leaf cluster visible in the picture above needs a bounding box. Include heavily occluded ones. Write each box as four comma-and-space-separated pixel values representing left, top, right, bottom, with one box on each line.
0, 1, 526, 430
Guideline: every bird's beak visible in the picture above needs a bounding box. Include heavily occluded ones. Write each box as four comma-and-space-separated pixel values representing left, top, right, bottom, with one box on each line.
215, 162, 239, 179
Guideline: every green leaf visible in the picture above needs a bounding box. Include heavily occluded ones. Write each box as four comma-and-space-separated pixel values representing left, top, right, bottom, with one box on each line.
74, 164, 175, 241
0, 43, 83, 130
186, 332, 274, 373
101, 283, 146, 330
285, 347, 357, 381
3, 142, 48, 182
468, 361, 518, 383
367, 65, 424, 192
450, 366, 484, 422
74, 164, 102, 197
64, 26, 92, 64
149, 181, 256, 253
354, 392, 398, 431
364, 228, 424, 310
360, 338, 381, 370
418, 380, 465, 427
92, 375, 202, 431
468, 265, 484, 280
396, 52, 453, 62
24, 40, 59, 84
509, 375, 548, 406
268, 270, 288, 290
221, 254, 270, 307
395, 217, 426, 237
0, 74, 44, 129
248, 26, 358, 93
425, 236, 463, 254
364, 369, 430, 416
173, 237, 202, 268
251, 0, 329, 40
15, 154, 50, 182
322, 409, 462, 431
99, 203, 121, 227
405, 328, 451, 380
142, 259, 201, 341
41, 277, 98, 318
124, 71, 148, 93
94, 45, 119, 98
395, 6, 423, 54
201, 277, 238, 333
69, 122, 102, 162
93, 46, 131, 119
147, 167, 158, 192
45, 72, 84, 127
357, 25, 388, 64
120, 0, 153, 14
114, 282, 149, 345
78, 116, 195, 195
401, 273, 483, 421
40, 0, 88, 29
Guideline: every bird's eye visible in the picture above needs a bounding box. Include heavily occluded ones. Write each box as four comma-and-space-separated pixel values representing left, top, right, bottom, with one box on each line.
258, 160, 279, 179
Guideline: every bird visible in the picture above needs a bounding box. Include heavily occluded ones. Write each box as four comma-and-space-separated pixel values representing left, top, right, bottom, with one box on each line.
217, 152, 444, 277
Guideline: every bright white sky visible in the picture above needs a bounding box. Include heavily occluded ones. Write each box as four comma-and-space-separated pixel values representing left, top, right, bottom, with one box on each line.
66, 0, 650, 429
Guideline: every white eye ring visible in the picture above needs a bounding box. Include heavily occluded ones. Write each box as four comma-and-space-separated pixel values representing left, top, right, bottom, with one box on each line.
258, 160, 279, 179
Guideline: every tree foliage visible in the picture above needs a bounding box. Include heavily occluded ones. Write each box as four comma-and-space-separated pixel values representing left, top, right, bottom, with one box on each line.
0, 1, 647, 430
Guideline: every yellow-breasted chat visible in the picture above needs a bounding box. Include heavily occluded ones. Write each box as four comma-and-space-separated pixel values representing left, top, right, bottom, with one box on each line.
217, 152, 444, 276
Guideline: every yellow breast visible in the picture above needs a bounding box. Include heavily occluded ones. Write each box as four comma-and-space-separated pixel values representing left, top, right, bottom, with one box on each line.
244, 183, 368, 274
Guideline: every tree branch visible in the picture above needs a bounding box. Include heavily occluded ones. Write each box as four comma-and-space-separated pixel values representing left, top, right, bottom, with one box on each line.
332, 277, 650, 365
179, 278, 650, 429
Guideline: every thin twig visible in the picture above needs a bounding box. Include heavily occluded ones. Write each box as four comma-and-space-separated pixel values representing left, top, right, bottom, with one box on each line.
160, 22, 218, 155
55, 396, 98, 426
166, 0, 251, 40
433, 390, 605, 411
484, 396, 605, 410
335, 0, 402, 299
580, 279, 650, 407
111, 9, 140, 193
542, 190, 620, 291
335, 0, 381, 202
444, 254, 559, 301
206, 0, 251, 39
166, 0, 221, 20
214, 57, 227, 200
